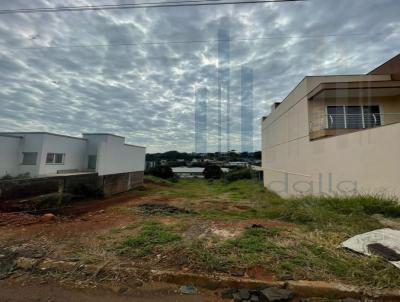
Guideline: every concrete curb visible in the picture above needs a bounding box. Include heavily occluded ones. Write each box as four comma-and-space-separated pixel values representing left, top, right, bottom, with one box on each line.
16, 257, 400, 300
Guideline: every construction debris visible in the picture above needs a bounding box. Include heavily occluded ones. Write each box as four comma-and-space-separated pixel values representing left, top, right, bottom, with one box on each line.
342, 228, 400, 269
221, 287, 293, 302
178, 284, 197, 294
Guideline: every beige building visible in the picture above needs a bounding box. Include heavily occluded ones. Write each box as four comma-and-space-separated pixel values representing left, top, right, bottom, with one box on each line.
262, 54, 400, 198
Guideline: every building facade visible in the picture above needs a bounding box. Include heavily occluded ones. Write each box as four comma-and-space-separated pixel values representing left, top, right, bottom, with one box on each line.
0, 132, 145, 178
262, 54, 400, 198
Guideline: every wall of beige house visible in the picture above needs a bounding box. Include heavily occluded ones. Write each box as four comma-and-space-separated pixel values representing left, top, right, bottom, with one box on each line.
263, 122, 400, 198
262, 75, 400, 199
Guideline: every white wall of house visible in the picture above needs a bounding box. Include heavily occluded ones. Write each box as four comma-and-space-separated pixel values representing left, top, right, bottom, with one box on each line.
0, 135, 21, 177
38, 134, 87, 175
97, 136, 145, 176
83, 134, 145, 176
0, 132, 145, 178
17, 133, 45, 177
262, 74, 400, 198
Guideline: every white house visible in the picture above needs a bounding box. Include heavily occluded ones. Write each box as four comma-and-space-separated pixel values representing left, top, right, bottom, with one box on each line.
0, 132, 145, 178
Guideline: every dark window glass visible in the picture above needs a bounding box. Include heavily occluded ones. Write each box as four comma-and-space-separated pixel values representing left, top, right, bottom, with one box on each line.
46, 153, 55, 163
327, 106, 345, 129
22, 152, 38, 165
346, 106, 363, 129
363, 105, 381, 128
55, 153, 64, 164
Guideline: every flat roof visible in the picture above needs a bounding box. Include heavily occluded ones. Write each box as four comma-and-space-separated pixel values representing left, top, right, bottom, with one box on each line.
308, 80, 400, 100
0, 134, 23, 139
0, 132, 87, 141
124, 143, 146, 149
82, 133, 125, 139
172, 167, 230, 173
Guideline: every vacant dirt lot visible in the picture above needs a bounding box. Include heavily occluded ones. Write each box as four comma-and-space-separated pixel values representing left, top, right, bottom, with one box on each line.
1, 176, 400, 300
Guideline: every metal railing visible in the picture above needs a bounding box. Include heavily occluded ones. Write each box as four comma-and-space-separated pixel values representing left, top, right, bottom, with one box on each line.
309, 113, 400, 132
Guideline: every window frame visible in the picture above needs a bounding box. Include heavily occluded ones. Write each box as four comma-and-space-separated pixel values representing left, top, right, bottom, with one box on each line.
45, 152, 65, 165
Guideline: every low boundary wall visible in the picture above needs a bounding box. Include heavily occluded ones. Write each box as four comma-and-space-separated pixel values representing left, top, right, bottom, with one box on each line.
0, 171, 144, 202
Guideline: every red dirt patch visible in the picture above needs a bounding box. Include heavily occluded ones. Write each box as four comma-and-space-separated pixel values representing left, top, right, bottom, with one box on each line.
246, 266, 276, 281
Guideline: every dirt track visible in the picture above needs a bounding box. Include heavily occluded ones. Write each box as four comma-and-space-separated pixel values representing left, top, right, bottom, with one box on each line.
0, 279, 216, 302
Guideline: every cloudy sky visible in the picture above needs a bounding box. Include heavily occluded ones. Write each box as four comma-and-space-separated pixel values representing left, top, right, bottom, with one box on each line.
0, 0, 399, 153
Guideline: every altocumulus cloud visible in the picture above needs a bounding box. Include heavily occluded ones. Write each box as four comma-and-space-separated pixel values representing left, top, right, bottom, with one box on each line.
0, 0, 399, 152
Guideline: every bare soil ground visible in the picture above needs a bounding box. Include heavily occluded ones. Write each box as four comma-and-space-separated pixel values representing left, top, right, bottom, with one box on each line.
0, 278, 220, 302
1, 176, 400, 300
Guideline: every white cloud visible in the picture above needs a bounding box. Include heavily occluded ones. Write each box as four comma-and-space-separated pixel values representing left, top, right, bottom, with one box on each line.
0, 0, 399, 152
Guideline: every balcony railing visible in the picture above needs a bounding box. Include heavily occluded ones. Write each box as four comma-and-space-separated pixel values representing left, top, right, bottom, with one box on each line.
309, 113, 400, 132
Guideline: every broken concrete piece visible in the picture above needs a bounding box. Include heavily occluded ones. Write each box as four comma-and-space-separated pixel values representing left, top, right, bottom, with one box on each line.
221, 288, 237, 299
232, 292, 242, 302
178, 284, 197, 294
259, 287, 293, 302
250, 294, 260, 302
239, 288, 250, 300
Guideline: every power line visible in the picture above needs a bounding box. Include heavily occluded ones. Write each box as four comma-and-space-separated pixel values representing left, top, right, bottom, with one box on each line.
0, 0, 304, 14
1, 30, 397, 51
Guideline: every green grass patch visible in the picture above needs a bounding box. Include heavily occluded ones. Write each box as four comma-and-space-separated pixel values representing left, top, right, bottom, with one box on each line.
116, 221, 181, 257
132, 178, 400, 288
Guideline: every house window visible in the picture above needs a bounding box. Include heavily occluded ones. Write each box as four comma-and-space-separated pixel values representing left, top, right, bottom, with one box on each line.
22, 152, 38, 165
46, 153, 65, 164
327, 105, 381, 129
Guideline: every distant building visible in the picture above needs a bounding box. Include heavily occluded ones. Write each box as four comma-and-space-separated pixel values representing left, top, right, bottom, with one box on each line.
173, 166, 229, 178
228, 161, 249, 167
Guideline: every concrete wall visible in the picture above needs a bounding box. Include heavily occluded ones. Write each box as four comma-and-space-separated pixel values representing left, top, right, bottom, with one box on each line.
101, 171, 144, 196
38, 134, 87, 176
0, 171, 144, 202
17, 133, 44, 177
0, 135, 22, 177
264, 123, 400, 198
262, 75, 400, 199
369, 53, 400, 80
85, 134, 145, 176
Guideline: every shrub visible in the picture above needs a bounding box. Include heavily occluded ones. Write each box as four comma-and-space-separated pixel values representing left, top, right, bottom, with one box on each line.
148, 165, 174, 179
203, 165, 223, 179
225, 168, 252, 182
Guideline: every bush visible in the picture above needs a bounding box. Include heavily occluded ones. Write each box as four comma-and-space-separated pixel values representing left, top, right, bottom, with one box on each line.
148, 165, 174, 179
225, 168, 252, 182
203, 165, 223, 179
